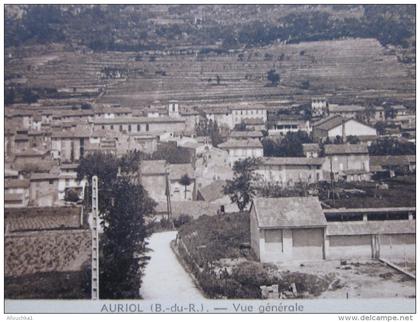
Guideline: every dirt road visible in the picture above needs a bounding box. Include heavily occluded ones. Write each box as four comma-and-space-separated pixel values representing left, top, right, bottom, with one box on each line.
140, 231, 204, 300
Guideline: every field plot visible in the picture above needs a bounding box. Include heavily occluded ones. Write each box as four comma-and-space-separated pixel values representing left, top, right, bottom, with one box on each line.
97, 38, 415, 108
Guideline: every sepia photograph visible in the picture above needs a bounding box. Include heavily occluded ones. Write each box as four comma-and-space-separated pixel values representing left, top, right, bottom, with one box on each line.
2, 2, 417, 317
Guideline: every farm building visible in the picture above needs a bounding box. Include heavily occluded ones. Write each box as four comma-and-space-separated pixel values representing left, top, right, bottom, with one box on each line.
250, 197, 416, 264
312, 115, 377, 142
139, 160, 169, 202
323, 144, 370, 181
250, 197, 327, 263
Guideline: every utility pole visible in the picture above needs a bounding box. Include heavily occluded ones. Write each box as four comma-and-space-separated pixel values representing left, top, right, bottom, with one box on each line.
91, 176, 100, 300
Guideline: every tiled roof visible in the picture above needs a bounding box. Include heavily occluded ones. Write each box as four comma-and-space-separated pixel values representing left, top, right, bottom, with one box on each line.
260, 157, 325, 166
219, 138, 263, 149
328, 104, 365, 113
324, 144, 368, 155
253, 197, 327, 228
370, 155, 416, 168
312, 115, 345, 131
94, 116, 185, 124
140, 160, 167, 175
5, 179, 30, 189
230, 130, 263, 139
327, 220, 415, 236
302, 143, 320, 153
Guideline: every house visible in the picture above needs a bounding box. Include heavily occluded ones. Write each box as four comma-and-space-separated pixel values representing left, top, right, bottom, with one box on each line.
139, 160, 169, 202
51, 128, 91, 162
370, 155, 416, 178
218, 138, 263, 166
268, 116, 311, 135
256, 157, 325, 187
311, 96, 328, 118
180, 106, 200, 133
328, 104, 365, 119
312, 115, 377, 142
93, 116, 186, 135
231, 103, 267, 127
5, 179, 30, 208
93, 106, 132, 119
323, 144, 370, 181
14, 148, 51, 168
205, 106, 233, 129
29, 172, 60, 207
250, 197, 327, 263
168, 100, 180, 118
302, 143, 320, 158
168, 163, 196, 201
241, 117, 266, 131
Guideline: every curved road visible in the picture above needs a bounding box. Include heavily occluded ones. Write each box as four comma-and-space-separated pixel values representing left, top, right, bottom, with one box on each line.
140, 231, 204, 300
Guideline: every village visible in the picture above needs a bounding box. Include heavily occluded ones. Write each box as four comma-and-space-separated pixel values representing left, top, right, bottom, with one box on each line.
3, 4, 416, 303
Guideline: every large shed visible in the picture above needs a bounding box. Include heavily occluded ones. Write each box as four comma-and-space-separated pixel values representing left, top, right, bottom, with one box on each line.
250, 197, 327, 263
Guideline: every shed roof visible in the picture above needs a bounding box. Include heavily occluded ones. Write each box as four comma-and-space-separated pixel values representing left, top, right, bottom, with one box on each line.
253, 197, 327, 228
327, 220, 415, 236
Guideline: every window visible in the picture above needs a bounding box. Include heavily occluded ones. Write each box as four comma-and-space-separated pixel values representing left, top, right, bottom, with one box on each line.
119, 125, 123, 131
102, 125, 105, 130
49, 180, 54, 185
146, 124, 149, 131
111, 125, 114, 130
128, 125, 132, 132
137, 124, 141, 131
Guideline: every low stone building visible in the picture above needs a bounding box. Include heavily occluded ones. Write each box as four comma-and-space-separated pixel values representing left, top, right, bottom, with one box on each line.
168, 163, 196, 201
139, 160, 169, 202
312, 115, 377, 142
256, 157, 325, 187
218, 138, 263, 166
323, 144, 370, 181
250, 197, 327, 263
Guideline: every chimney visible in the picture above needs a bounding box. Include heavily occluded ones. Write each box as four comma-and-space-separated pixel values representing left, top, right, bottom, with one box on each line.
342, 119, 346, 143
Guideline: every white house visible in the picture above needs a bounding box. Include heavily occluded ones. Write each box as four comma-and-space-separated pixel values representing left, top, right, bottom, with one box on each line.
218, 138, 263, 166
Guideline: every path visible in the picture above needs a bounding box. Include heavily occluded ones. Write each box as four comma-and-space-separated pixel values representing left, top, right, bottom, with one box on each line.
140, 231, 204, 300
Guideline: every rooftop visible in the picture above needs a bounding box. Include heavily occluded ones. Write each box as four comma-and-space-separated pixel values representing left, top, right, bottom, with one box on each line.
324, 144, 368, 155
253, 197, 327, 228
260, 157, 325, 166
219, 138, 263, 149
327, 220, 415, 236
328, 104, 366, 113
94, 116, 185, 124
140, 160, 167, 175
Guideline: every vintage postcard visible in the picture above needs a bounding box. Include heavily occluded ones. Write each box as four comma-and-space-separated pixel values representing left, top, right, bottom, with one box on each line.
2, 2, 416, 319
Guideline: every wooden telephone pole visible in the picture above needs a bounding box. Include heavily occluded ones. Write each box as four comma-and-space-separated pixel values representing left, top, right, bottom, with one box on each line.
91, 176, 100, 300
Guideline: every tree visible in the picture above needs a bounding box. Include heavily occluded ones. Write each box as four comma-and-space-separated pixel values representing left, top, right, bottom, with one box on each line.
224, 157, 260, 212
5, 87, 15, 105
346, 135, 360, 144
368, 137, 416, 156
233, 121, 247, 131
22, 88, 39, 104
179, 174, 192, 200
267, 69, 280, 86
77, 151, 156, 299
262, 131, 312, 157
100, 177, 156, 299
375, 121, 387, 135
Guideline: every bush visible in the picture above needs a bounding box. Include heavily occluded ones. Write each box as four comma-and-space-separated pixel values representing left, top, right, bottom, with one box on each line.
173, 214, 192, 228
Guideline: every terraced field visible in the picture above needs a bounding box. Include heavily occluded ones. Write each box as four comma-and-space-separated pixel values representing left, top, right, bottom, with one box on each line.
5, 38, 415, 111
